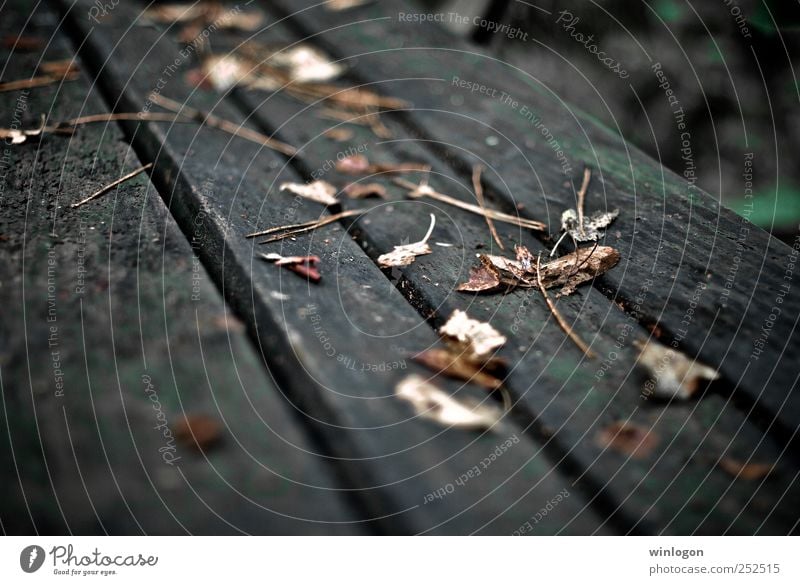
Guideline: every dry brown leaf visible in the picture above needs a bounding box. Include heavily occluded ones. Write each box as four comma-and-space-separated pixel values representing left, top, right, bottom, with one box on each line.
636, 339, 720, 399
344, 182, 387, 199
395, 374, 502, 430
719, 458, 773, 480
173, 414, 223, 452
439, 309, 506, 363
323, 127, 354, 141
456, 261, 501, 292
596, 421, 658, 459
458, 245, 619, 296
279, 180, 338, 206
377, 214, 435, 267
260, 253, 322, 282
413, 349, 503, 390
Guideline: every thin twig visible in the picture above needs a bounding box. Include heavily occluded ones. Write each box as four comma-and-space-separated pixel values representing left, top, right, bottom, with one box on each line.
255, 209, 368, 243
70, 163, 153, 209
0, 71, 79, 93
576, 166, 591, 237
147, 93, 297, 156
245, 208, 365, 238
471, 164, 503, 249
393, 177, 546, 231
535, 254, 596, 359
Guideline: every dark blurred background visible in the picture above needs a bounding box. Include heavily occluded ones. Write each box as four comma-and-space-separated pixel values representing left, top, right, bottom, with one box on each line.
424, 0, 800, 243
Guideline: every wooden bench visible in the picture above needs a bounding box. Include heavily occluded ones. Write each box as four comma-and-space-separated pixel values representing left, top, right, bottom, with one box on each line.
1, 0, 797, 534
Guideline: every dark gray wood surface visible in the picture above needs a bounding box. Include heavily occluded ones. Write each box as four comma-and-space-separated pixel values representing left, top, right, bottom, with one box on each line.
0, 0, 796, 534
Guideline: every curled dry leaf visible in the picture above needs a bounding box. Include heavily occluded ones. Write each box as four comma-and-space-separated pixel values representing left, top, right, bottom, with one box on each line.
596, 421, 658, 459
636, 339, 720, 400
552, 167, 619, 255
718, 458, 773, 480
413, 349, 504, 390
456, 261, 501, 292
279, 180, 338, 206
260, 253, 322, 283
395, 374, 502, 430
457, 244, 619, 296
377, 214, 436, 268
439, 309, 506, 363
172, 414, 223, 452
344, 182, 387, 199
0, 126, 44, 144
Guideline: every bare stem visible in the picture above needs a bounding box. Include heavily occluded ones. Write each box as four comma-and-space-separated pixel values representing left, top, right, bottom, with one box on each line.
70, 163, 153, 209
535, 254, 596, 359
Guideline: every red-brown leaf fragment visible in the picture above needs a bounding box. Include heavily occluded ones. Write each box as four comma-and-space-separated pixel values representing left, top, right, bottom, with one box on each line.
596, 421, 658, 459
260, 253, 322, 282
173, 414, 223, 452
456, 262, 501, 292
719, 458, 773, 480
344, 182, 387, 199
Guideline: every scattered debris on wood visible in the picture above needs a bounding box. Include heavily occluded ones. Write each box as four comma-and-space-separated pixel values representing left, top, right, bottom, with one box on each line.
172, 414, 224, 452
377, 213, 435, 267
552, 167, 618, 255
259, 253, 322, 282
596, 421, 658, 459
144, 2, 264, 44
458, 244, 619, 296
395, 374, 502, 430
71, 163, 153, 209
344, 182, 387, 199
536, 254, 597, 358
394, 176, 546, 231
719, 457, 773, 480
336, 154, 427, 175
246, 209, 367, 243
471, 164, 504, 249
279, 180, 339, 206
0, 59, 79, 93
148, 92, 297, 155
636, 339, 720, 399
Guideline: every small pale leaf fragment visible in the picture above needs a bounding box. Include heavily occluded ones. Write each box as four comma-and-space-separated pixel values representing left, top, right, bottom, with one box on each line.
395, 374, 501, 430
439, 309, 506, 362
636, 339, 720, 399
279, 180, 338, 206
377, 213, 435, 267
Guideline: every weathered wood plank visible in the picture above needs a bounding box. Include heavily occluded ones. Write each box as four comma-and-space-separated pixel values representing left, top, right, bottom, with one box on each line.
0, 0, 361, 534
54, 0, 609, 533
232, 49, 800, 536
261, 0, 800, 453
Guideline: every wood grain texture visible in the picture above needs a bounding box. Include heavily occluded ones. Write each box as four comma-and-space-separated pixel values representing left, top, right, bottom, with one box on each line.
0, 0, 360, 535
259, 0, 800, 450
50, 0, 609, 534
